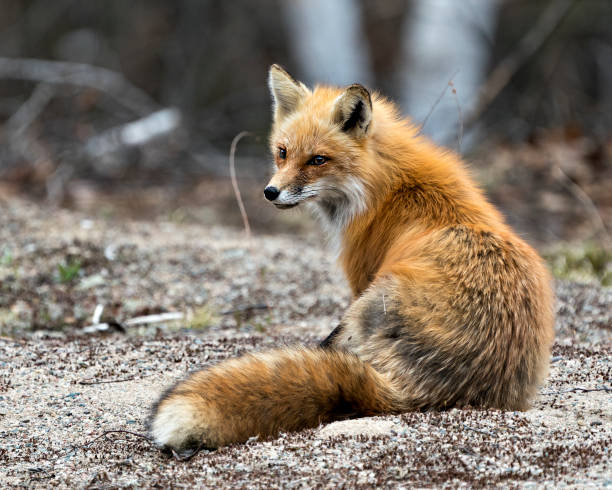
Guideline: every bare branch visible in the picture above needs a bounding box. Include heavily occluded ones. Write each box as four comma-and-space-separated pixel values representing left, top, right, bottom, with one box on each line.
464, 0, 580, 130
5, 83, 56, 135
0, 57, 158, 115
45, 163, 74, 207
229, 131, 252, 239
85, 108, 181, 157
449, 80, 464, 153
2, 83, 56, 175
417, 69, 460, 135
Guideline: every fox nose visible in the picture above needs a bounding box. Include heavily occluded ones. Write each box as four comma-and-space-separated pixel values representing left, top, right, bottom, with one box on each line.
264, 186, 280, 201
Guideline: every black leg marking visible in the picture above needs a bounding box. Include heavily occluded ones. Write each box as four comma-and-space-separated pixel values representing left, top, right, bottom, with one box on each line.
320, 325, 343, 348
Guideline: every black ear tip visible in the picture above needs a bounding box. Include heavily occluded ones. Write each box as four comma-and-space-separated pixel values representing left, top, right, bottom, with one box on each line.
343, 84, 372, 113
347, 84, 371, 101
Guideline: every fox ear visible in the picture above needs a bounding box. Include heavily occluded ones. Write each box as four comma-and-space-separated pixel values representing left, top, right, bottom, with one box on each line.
332, 84, 372, 138
268, 64, 309, 122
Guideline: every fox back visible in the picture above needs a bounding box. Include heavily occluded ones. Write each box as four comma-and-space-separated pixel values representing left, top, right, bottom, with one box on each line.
149, 65, 555, 454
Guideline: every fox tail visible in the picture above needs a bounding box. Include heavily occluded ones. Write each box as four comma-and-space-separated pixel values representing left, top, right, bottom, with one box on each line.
149, 347, 402, 453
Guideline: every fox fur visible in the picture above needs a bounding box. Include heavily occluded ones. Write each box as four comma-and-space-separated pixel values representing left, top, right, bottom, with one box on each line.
149, 64, 555, 454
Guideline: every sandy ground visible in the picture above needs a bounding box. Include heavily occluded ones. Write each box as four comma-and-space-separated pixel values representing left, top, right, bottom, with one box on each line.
0, 199, 610, 488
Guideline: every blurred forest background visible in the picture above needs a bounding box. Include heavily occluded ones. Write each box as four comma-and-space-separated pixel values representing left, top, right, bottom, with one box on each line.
0, 0, 610, 282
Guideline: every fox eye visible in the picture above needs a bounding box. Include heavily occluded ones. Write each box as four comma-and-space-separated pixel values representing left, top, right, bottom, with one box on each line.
308, 155, 327, 166
278, 148, 287, 159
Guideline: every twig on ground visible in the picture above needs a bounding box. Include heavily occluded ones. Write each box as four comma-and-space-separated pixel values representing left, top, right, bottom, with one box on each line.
541, 386, 611, 395
417, 69, 460, 136
463, 0, 580, 130
78, 377, 134, 386
78, 375, 151, 386
221, 304, 269, 316
54, 429, 155, 466
82, 430, 155, 449
83, 429, 204, 462
229, 131, 252, 239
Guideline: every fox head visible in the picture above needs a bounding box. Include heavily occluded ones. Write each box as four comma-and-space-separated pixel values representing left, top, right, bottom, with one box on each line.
265, 64, 372, 224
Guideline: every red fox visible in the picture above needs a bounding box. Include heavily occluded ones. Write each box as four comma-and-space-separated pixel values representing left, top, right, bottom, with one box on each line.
149, 65, 554, 455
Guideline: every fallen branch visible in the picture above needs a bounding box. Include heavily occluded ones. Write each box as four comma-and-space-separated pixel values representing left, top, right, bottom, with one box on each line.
0, 57, 158, 115
81, 322, 125, 334
85, 108, 181, 157
123, 312, 184, 326
229, 131, 252, 239
82, 312, 184, 334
